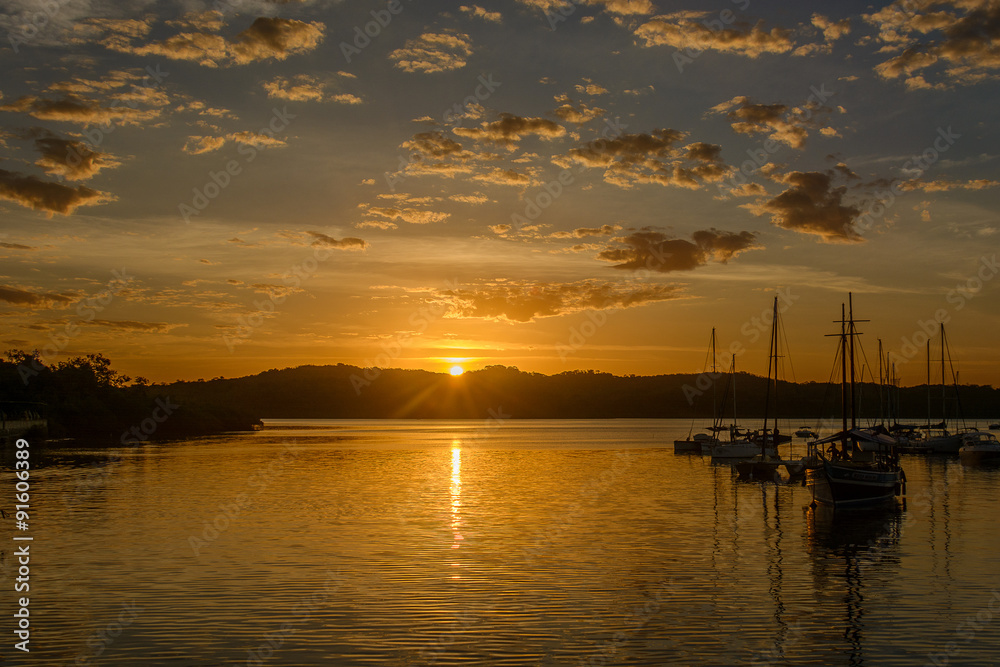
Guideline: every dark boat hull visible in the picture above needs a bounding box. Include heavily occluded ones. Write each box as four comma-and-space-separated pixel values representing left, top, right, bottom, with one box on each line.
806, 460, 901, 508
673, 439, 706, 453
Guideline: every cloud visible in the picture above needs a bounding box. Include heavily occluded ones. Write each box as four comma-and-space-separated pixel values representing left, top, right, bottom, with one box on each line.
453, 113, 567, 145
745, 170, 864, 243
306, 231, 369, 250
516, 0, 654, 16
366, 207, 450, 225
866, 1, 1000, 88
182, 131, 286, 154
460, 5, 502, 22
598, 229, 759, 272
552, 99, 606, 124
102, 16, 324, 67
262, 74, 325, 101
0, 94, 161, 126
709, 95, 836, 149
449, 192, 489, 204
305, 231, 368, 249
433, 278, 680, 323
389, 32, 473, 73
898, 178, 1000, 192
0, 169, 114, 215
635, 13, 794, 57
24, 128, 121, 181
262, 73, 362, 104
0, 285, 75, 308
550, 224, 622, 238
90, 320, 186, 333
0, 242, 36, 250
472, 167, 542, 187
575, 81, 609, 95
556, 129, 730, 189
183, 136, 228, 155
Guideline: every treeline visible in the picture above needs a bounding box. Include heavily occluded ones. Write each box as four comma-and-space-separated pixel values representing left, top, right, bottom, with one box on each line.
1, 351, 260, 442
3, 354, 997, 442
165, 363, 1000, 422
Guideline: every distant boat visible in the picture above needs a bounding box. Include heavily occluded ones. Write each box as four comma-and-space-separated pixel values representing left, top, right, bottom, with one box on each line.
734, 296, 787, 481
959, 431, 1000, 465
674, 328, 721, 453
916, 323, 973, 454
794, 427, 818, 438
988, 423, 999, 430
708, 355, 773, 460
806, 295, 904, 509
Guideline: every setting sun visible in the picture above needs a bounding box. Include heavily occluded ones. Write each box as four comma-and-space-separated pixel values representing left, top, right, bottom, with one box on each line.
449, 365, 465, 376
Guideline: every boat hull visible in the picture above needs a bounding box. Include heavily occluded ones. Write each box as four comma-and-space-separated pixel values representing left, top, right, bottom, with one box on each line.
673, 439, 704, 453
959, 448, 1000, 465
710, 442, 777, 460
806, 460, 902, 508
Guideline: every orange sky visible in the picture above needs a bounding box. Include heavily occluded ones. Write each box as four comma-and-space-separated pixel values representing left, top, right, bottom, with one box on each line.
1, 0, 998, 386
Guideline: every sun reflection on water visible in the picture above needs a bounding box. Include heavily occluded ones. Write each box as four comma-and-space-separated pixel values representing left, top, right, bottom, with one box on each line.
450, 443, 463, 577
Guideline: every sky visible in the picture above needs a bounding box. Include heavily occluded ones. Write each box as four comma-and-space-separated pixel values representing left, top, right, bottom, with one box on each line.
0, 0, 998, 386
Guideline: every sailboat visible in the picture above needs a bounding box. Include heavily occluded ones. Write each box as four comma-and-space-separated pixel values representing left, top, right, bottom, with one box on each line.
733, 297, 784, 479
806, 295, 905, 508
707, 354, 769, 459
920, 324, 975, 453
674, 328, 723, 453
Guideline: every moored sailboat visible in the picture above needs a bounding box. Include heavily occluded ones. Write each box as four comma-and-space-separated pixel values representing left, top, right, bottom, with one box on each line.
674, 328, 721, 453
806, 295, 905, 508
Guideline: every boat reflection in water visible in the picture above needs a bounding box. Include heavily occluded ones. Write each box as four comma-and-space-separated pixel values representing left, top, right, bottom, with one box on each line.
806, 503, 905, 665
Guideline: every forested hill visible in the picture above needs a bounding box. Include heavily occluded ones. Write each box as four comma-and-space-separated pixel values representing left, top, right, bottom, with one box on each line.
166, 364, 1000, 422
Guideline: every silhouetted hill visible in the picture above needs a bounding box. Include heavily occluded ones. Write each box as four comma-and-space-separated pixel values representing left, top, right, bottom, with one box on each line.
164, 363, 1000, 422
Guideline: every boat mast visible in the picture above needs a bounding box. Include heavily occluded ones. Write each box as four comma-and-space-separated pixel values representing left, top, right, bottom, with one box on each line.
926, 340, 931, 427
849, 293, 857, 431
761, 296, 778, 454
840, 302, 849, 453
732, 354, 737, 433
878, 338, 885, 426
711, 327, 718, 430
941, 323, 946, 426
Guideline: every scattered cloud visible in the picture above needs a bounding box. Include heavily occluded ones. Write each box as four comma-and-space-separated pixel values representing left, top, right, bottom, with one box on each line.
389, 32, 473, 73
635, 13, 793, 58
0, 169, 114, 215
745, 170, 864, 243
100, 16, 324, 67
453, 113, 566, 146
598, 229, 760, 272
709, 95, 836, 149
460, 5, 502, 22
555, 129, 730, 189
432, 278, 679, 323
0, 285, 75, 308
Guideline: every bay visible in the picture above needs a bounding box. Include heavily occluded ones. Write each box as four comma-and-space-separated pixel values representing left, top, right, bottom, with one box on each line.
2, 418, 999, 665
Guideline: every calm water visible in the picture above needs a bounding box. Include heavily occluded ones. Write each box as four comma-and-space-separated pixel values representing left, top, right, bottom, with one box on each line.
2, 419, 999, 666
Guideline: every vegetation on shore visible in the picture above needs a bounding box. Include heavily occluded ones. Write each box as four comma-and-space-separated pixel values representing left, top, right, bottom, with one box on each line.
3, 352, 997, 445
